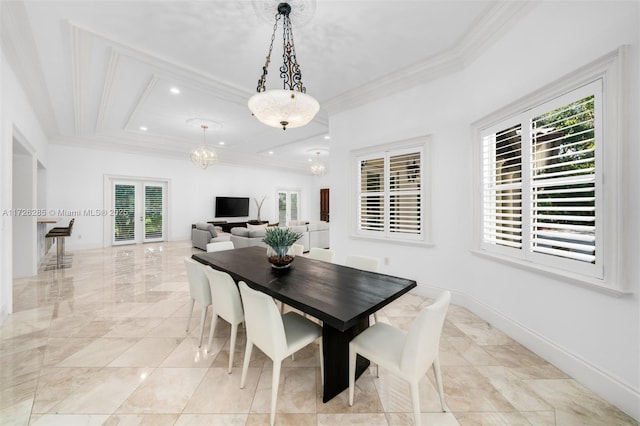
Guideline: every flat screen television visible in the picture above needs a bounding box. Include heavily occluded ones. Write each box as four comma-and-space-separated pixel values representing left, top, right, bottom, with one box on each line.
215, 196, 250, 218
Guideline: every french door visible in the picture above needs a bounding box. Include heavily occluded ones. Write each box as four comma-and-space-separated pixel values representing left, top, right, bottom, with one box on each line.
277, 189, 300, 226
112, 180, 166, 245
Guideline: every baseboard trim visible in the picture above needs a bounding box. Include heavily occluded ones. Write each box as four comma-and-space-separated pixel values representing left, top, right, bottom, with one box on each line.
411, 285, 640, 421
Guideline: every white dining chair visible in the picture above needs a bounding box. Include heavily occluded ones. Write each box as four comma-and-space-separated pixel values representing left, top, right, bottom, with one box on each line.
239, 281, 323, 426
345, 254, 382, 322
183, 257, 213, 347
348, 290, 451, 426
206, 240, 235, 252
307, 247, 334, 262
203, 267, 244, 373
345, 255, 380, 273
288, 243, 304, 256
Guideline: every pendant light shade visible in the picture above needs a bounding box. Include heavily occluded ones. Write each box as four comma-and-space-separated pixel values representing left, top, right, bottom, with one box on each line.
249, 89, 319, 130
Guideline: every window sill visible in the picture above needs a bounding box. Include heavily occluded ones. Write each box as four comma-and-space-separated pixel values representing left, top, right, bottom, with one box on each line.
349, 233, 435, 248
470, 249, 631, 297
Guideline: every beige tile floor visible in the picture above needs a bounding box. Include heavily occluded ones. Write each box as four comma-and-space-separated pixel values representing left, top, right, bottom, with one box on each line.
1, 241, 637, 426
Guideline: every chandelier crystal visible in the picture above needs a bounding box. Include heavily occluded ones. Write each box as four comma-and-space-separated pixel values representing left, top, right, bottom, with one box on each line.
310, 151, 325, 176
248, 2, 319, 130
191, 124, 218, 169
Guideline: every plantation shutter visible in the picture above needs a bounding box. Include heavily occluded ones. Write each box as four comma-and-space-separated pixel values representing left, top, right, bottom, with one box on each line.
359, 156, 385, 232
389, 151, 421, 235
357, 147, 423, 239
482, 124, 523, 249
144, 184, 164, 240
114, 184, 135, 242
530, 95, 596, 263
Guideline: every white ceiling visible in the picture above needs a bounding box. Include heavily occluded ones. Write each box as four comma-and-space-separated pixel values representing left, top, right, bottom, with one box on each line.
2, 0, 531, 173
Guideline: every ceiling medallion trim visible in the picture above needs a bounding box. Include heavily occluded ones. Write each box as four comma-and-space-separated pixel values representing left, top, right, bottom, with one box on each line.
252, 0, 316, 28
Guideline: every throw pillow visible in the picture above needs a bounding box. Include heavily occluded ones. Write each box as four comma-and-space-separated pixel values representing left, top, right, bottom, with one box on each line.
246, 222, 268, 230
195, 222, 217, 238
206, 224, 217, 238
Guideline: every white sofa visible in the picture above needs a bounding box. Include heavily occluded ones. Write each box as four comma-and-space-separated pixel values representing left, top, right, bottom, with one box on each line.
229, 221, 330, 252
230, 225, 309, 251
191, 223, 231, 250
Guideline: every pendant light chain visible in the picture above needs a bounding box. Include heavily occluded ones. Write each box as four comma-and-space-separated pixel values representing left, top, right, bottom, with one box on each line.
280, 13, 305, 93
257, 14, 280, 93
256, 4, 306, 94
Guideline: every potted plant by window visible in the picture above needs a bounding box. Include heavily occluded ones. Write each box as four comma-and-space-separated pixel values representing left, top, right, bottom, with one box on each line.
262, 227, 303, 269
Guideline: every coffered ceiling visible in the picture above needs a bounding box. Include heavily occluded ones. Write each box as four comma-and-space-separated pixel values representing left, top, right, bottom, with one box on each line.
1, 0, 532, 173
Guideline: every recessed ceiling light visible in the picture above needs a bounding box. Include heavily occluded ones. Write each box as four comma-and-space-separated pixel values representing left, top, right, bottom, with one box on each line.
170, 87, 180, 94
308, 158, 313, 162
139, 126, 148, 131
219, 141, 225, 145
268, 151, 274, 155
324, 135, 330, 140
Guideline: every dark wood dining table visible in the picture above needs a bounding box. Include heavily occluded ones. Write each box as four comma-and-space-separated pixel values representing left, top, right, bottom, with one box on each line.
192, 246, 417, 402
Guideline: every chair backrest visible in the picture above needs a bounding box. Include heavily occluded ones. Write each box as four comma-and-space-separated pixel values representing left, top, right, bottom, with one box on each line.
288, 243, 304, 256
345, 255, 380, 272
207, 241, 235, 252
239, 281, 287, 359
203, 267, 243, 323
400, 290, 451, 377
184, 257, 212, 305
307, 247, 334, 262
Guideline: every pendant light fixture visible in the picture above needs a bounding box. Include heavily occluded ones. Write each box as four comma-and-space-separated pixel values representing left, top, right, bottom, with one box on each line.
191, 124, 218, 169
248, 2, 320, 130
310, 151, 325, 176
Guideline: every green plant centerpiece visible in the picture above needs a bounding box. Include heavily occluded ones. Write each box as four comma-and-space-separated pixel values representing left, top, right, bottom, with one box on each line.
262, 227, 303, 269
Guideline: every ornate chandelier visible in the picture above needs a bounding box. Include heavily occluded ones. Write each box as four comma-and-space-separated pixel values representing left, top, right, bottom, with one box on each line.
310, 151, 325, 176
248, 2, 319, 130
191, 124, 218, 169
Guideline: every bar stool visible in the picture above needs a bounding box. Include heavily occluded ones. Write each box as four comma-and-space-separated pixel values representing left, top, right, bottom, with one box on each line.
46, 218, 74, 268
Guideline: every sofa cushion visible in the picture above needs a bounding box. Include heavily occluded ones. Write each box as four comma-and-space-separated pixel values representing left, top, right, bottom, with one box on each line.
248, 228, 268, 238
246, 222, 268, 230
230, 227, 250, 237
195, 222, 217, 238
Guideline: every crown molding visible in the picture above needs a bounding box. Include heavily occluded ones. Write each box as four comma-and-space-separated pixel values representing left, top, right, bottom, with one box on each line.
50, 134, 315, 175
1, 1, 60, 137
95, 48, 120, 131
123, 74, 159, 131
322, 1, 537, 115
67, 21, 253, 108
69, 23, 93, 136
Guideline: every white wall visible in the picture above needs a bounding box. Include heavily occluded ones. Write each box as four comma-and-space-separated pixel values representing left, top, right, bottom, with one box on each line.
1, 51, 50, 323
11, 152, 36, 277
46, 144, 319, 250
328, 1, 639, 420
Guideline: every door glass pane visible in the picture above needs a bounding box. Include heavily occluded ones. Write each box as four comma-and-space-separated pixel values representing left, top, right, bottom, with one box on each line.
279, 192, 287, 224
291, 193, 298, 221
114, 184, 135, 242
144, 185, 163, 240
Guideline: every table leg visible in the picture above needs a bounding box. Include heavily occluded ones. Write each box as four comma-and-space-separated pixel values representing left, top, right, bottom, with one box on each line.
321, 316, 370, 402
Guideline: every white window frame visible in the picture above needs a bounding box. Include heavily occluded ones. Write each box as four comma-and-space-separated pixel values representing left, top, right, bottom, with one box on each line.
350, 136, 432, 246
472, 47, 627, 293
